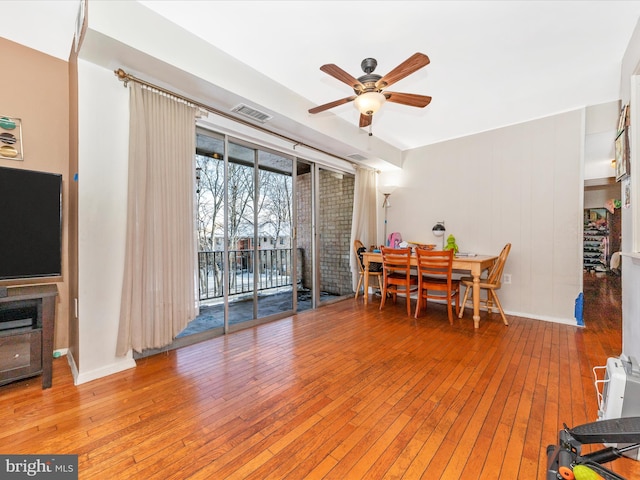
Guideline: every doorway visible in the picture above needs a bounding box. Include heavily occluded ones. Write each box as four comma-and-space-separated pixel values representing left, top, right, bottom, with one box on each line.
583, 179, 622, 327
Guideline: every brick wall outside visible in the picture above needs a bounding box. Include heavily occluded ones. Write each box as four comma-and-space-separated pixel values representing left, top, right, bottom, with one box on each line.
318, 171, 354, 295
295, 170, 354, 296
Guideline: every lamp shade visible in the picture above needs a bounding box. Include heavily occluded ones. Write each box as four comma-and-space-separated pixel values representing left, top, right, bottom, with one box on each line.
379, 184, 397, 196
354, 91, 386, 116
432, 222, 446, 237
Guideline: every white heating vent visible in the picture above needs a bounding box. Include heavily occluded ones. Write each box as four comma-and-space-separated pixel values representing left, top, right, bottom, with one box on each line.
347, 153, 368, 161
231, 104, 272, 123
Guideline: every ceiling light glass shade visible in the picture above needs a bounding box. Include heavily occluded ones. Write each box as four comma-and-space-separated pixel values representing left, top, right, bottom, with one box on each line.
354, 91, 386, 116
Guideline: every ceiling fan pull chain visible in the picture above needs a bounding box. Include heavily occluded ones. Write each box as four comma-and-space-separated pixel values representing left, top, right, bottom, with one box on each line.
369, 124, 373, 137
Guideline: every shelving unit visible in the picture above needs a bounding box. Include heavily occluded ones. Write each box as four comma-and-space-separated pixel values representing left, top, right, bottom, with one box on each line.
584, 208, 609, 273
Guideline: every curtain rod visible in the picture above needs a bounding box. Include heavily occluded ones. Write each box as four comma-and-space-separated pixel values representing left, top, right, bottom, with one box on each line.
114, 68, 366, 169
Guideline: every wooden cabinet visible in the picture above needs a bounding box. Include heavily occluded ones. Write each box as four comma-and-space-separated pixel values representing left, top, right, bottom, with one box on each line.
0, 284, 57, 388
0, 330, 42, 382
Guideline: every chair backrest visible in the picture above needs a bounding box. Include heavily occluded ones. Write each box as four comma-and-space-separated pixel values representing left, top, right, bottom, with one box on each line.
486, 243, 512, 286
353, 240, 366, 273
381, 247, 412, 278
415, 248, 454, 282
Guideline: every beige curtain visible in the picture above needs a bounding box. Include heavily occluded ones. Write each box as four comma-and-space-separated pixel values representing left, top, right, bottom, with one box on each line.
116, 83, 198, 356
350, 167, 378, 290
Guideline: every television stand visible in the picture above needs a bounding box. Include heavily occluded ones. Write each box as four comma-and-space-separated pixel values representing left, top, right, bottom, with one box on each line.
0, 284, 57, 389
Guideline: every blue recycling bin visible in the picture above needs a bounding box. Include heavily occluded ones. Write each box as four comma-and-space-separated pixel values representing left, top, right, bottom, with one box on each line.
575, 292, 584, 326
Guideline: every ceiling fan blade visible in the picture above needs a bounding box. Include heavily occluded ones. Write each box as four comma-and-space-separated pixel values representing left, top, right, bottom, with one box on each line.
308, 95, 357, 114
320, 64, 364, 91
375, 53, 430, 89
359, 114, 372, 128
384, 92, 432, 108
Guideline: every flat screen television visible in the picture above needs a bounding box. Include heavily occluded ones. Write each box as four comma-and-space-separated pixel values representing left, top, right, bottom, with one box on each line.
0, 166, 62, 280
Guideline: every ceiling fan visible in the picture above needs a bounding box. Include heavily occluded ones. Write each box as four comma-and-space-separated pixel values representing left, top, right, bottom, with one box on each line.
308, 52, 432, 129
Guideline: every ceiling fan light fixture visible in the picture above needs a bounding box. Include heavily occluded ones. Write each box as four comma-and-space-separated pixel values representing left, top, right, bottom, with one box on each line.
354, 91, 386, 116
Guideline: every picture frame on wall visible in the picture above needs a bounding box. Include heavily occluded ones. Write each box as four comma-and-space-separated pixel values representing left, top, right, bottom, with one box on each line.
617, 104, 628, 134
615, 104, 630, 182
0, 116, 23, 161
615, 129, 629, 181
623, 176, 631, 208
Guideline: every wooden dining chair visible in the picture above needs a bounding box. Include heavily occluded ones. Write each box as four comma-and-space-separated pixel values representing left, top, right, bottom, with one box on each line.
458, 243, 512, 325
380, 247, 418, 316
414, 248, 460, 324
353, 239, 382, 300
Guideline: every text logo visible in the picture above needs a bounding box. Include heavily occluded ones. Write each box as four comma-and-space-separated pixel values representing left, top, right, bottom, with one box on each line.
0, 455, 78, 479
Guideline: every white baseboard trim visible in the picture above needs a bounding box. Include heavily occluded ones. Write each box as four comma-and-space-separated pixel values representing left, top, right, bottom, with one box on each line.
505, 310, 579, 326
53, 348, 68, 358
66, 351, 79, 381
73, 357, 136, 385
383, 295, 579, 326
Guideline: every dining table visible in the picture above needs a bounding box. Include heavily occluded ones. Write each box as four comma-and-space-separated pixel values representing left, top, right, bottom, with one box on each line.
361, 251, 498, 329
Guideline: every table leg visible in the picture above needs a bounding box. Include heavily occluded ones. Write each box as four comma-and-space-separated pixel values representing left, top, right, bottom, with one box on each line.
363, 261, 370, 305
472, 274, 481, 329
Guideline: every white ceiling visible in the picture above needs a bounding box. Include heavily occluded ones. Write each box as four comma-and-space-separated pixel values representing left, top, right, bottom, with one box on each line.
3, 0, 640, 171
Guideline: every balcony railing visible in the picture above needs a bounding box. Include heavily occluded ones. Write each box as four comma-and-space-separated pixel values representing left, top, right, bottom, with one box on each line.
198, 248, 294, 301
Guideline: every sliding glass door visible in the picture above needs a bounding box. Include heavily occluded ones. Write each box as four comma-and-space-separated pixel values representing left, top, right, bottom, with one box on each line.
225, 141, 257, 326
316, 166, 355, 305
172, 128, 353, 347
225, 140, 294, 328
256, 150, 294, 318
290, 162, 356, 310
295, 160, 314, 311
189, 130, 295, 336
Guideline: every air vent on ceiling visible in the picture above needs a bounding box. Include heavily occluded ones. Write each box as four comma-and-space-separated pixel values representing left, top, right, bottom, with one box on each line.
347, 153, 368, 161
231, 104, 272, 123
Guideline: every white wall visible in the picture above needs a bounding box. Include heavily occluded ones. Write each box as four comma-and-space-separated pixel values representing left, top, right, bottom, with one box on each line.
620, 19, 640, 362
380, 110, 584, 324
75, 59, 135, 384
584, 101, 619, 180
584, 184, 620, 209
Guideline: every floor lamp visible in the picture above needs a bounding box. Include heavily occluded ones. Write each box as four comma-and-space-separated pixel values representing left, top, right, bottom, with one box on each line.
380, 186, 396, 246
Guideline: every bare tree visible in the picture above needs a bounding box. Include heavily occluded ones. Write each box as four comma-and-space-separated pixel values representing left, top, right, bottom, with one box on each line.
195, 145, 294, 297
227, 162, 255, 290
259, 170, 292, 247
195, 154, 224, 251
195, 154, 224, 297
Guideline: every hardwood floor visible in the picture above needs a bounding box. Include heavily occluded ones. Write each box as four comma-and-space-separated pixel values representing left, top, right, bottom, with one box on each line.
1, 274, 637, 479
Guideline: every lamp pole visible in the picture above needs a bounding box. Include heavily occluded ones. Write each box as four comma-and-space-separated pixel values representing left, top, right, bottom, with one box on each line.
382, 193, 391, 246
